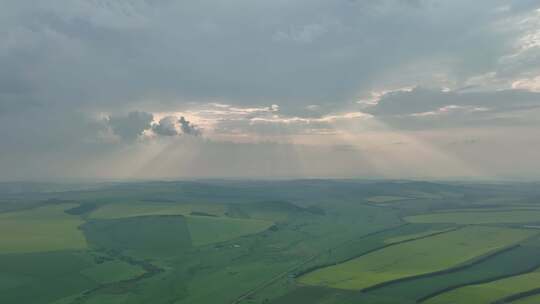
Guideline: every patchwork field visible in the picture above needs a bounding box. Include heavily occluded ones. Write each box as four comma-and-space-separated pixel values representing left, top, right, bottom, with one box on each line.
0, 204, 87, 254
2, 180, 540, 304
298, 226, 534, 290
405, 210, 540, 224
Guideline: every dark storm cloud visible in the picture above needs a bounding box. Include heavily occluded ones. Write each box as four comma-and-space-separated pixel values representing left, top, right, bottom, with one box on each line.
108, 111, 153, 141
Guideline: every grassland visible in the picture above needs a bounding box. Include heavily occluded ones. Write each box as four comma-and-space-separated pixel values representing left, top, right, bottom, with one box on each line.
81, 260, 145, 284
185, 215, 273, 246
405, 210, 540, 224
0, 204, 87, 254
298, 226, 534, 290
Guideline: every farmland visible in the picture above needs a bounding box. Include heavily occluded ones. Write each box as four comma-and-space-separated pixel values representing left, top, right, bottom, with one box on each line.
406, 210, 540, 224
298, 226, 534, 290
0, 204, 87, 254
514, 294, 540, 304
185, 216, 273, 246
1, 180, 540, 304
425, 268, 540, 304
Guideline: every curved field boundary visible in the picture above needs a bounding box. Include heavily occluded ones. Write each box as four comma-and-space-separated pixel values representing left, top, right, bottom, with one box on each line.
362, 244, 521, 294
296, 225, 462, 278
417, 256, 540, 302
68, 250, 164, 304
492, 287, 540, 304
232, 223, 412, 304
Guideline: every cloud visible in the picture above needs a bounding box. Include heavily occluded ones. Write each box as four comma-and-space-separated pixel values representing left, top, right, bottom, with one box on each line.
108, 111, 153, 141
364, 87, 540, 129
179, 116, 201, 136
2, 0, 538, 113
149, 115, 202, 136
152, 116, 178, 136
366, 87, 540, 116
2, 1, 540, 180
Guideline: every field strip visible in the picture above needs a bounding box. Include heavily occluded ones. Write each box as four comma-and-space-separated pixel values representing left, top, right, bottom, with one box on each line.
491, 287, 540, 304
420, 265, 540, 304
416, 233, 540, 302
364, 244, 521, 294
405, 210, 540, 224
300, 226, 535, 291
297, 226, 462, 278
418, 258, 540, 302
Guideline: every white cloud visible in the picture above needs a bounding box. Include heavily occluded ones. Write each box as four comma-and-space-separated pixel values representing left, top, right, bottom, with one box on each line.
512, 76, 540, 91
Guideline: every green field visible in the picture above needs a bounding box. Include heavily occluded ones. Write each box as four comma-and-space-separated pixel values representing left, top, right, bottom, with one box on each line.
81, 260, 145, 284
0, 251, 97, 303
358, 237, 540, 303
425, 268, 540, 304
0, 204, 87, 254
299, 226, 534, 290
383, 227, 455, 244
90, 202, 227, 219
83, 215, 192, 257
513, 294, 540, 304
185, 215, 274, 246
405, 210, 540, 224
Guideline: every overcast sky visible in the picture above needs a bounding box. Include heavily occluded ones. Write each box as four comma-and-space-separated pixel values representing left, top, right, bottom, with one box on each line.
1, 0, 540, 181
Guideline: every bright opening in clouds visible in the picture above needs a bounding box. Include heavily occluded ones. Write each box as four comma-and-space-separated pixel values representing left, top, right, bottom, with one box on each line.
1, 0, 540, 180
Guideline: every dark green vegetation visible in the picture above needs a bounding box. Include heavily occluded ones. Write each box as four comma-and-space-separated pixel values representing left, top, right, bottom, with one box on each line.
1, 180, 540, 303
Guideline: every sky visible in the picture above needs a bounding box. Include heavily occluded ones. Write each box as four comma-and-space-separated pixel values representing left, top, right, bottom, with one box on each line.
1, 0, 540, 181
